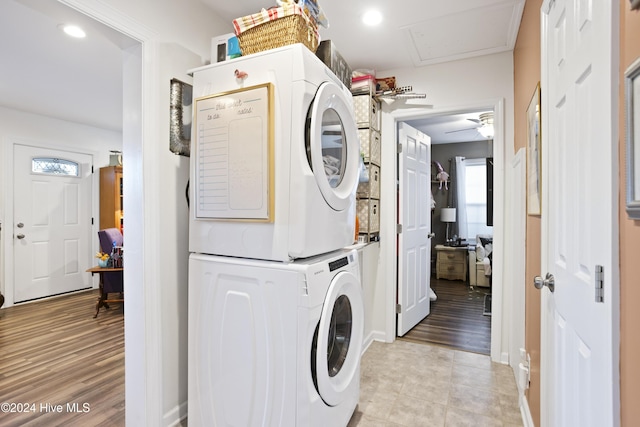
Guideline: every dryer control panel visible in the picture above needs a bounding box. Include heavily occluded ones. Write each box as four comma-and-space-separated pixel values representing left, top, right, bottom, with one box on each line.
329, 256, 349, 272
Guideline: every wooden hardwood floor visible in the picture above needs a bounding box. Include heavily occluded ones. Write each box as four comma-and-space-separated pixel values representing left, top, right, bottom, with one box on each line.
399, 277, 492, 355
0, 290, 125, 427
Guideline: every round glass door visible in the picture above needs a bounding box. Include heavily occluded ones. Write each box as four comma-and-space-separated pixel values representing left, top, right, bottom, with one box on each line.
326, 295, 352, 377
313, 271, 364, 406
306, 82, 359, 211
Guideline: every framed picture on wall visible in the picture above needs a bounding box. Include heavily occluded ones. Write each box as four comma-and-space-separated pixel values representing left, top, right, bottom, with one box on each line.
625, 58, 640, 219
527, 83, 542, 216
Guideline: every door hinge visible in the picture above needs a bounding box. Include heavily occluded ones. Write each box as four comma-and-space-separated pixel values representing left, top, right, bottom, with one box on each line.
91, 165, 94, 173
595, 265, 604, 303
397, 143, 403, 154
91, 217, 94, 225
396, 303, 402, 314
396, 224, 402, 234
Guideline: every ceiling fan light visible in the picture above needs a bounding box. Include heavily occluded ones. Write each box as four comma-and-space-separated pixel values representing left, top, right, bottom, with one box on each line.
477, 111, 494, 138
478, 124, 494, 138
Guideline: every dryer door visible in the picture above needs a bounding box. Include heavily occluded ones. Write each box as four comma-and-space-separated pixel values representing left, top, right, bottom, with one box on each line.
314, 270, 364, 406
307, 82, 359, 211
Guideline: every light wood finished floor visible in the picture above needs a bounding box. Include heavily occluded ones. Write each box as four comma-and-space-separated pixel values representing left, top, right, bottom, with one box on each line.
0, 290, 124, 427
400, 278, 492, 355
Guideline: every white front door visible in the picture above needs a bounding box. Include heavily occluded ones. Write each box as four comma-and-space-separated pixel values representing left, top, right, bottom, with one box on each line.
13, 144, 93, 302
397, 122, 432, 336
541, 1, 618, 425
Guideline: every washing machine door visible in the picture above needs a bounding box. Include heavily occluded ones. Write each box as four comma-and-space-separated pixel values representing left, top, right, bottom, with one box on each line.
307, 82, 359, 211
314, 270, 364, 406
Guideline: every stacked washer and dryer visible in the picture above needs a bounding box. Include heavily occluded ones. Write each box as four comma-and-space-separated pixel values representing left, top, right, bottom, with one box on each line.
187, 44, 365, 426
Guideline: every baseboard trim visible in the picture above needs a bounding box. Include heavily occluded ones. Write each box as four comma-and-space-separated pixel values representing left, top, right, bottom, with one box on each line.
164, 400, 187, 427
362, 330, 389, 356
520, 394, 535, 427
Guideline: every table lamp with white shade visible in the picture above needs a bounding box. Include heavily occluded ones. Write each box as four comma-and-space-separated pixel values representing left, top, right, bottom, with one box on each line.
441, 207, 456, 243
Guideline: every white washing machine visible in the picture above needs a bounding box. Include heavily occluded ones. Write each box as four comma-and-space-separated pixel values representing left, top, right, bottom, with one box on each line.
188, 249, 363, 427
188, 44, 360, 261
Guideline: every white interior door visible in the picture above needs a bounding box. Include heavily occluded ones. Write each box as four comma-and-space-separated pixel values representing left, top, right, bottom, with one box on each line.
397, 122, 432, 336
13, 144, 93, 302
541, 1, 618, 426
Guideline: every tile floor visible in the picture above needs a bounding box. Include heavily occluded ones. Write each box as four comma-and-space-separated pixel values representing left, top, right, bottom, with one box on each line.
348, 340, 524, 427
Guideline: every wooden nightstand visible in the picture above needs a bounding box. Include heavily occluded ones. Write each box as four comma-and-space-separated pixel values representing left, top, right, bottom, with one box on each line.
435, 245, 468, 281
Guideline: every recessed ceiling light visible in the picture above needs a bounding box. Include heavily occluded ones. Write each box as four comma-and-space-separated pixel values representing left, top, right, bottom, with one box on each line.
362, 10, 383, 26
59, 24, 86, 38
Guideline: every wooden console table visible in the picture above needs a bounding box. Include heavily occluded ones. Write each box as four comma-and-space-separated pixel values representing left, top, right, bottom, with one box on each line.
87, 266, 123, 318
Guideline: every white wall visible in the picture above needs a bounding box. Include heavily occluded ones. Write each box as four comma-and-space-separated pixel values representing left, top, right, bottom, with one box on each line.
10, 0, 229, 425
71, 1, 228, 424
374, 51, 515, 363
0, 106, 122, 303
156, 42, 203, 422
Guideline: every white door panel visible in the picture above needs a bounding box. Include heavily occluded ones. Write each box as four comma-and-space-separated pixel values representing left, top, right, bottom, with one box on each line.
397, 123, 431, 336
14, 145, 93, 302
541, 0, 618, 425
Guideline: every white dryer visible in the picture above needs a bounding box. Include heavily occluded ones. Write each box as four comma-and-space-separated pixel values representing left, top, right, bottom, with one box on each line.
189, 44, 360, 261
188, 249, 364, 427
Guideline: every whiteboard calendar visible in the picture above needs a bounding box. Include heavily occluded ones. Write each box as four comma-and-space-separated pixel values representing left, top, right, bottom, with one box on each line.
194, 83, 274, 221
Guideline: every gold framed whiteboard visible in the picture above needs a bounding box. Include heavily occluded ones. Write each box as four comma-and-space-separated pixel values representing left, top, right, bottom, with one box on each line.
193, 83, 274, 221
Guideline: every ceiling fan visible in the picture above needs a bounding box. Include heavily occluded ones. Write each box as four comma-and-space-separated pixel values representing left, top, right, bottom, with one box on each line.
445, 112, 494, 138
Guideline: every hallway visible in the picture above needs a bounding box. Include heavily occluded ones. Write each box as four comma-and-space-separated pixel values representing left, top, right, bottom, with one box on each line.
401, 278, 492, 355
349, 340, 522, 426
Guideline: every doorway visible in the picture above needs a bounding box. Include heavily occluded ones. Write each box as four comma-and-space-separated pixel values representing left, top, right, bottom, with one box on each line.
382, 100, 508, 362
398, 108, 495, 354
13, 144, 93, 303
1, 0, 144, 422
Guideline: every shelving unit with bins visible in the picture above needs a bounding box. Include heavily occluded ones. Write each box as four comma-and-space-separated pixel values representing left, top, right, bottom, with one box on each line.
353, 82, 381, 243
99, 165, 123, 232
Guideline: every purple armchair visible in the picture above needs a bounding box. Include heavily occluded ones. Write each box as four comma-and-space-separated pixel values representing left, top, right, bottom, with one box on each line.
97, 228, 123, 294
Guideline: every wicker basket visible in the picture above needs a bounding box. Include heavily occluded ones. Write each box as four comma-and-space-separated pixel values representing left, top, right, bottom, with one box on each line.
237, 13, 319, 56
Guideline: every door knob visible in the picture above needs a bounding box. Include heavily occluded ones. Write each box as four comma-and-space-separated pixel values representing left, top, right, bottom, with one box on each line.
16, 234, 25, 239
534, 272, 555, 293
427, 232, 435, 239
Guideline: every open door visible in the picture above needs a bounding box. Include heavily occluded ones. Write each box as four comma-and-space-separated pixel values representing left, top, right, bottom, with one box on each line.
397, 122, 432, 336
540, 0, 618, 425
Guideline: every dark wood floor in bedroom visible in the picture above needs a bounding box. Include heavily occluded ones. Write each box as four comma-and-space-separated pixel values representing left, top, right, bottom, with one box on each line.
399, 277, 492, 355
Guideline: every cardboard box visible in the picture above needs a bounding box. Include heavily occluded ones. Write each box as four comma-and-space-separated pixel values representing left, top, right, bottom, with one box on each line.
315, 40, 351, 89
357, 163, 380, 199
357, 128, 381, 166
211, 33, 240, 63
353, 95, 380, 131
357, 198, 380, 234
